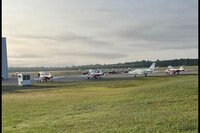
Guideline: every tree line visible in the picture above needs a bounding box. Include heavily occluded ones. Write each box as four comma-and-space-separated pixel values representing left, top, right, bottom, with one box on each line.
9, 58, 198, 72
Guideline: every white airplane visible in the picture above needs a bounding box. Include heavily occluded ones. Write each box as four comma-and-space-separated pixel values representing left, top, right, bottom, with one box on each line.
165, 66, 185, 75
128, 63, 156, 77
15, 72, 19, 76
87, 69, 104, 79
33, 71, 64, 82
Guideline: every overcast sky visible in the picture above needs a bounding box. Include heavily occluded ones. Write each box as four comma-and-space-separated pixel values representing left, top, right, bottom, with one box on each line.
2, 0, 198, 67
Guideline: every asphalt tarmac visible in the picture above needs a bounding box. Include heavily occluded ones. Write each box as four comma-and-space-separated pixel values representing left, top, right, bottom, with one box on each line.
2, 71, 198, 86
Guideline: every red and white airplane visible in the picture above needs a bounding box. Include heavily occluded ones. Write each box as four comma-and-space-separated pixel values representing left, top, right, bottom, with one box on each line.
165, 66, 185, 75
33, 72, 64, 82
87, 69, 104, 79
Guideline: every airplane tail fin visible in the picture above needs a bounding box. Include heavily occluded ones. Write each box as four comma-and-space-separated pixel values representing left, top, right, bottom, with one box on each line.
179, 66, 184, 71
127, 68, 132, 71
149, 63, 156, 70
168, 66, 173, 69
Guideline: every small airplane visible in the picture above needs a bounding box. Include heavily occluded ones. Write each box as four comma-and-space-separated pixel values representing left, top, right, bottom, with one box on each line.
15, 72, 19, 76
128, 63, 156, 77
82, 70, 89, 75
165, 66, 185, 75
123, 68, 132, 73
33, 71, 64, 82
108, 69, 120, 74
87, 69, 104, 79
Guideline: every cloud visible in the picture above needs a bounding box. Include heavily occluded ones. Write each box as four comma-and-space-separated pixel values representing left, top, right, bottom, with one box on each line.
67, 52, 128, 59
8, 54, 45, 59
49, 49, 128, 59
105, 18, 197, 50
13, 32, 114, 48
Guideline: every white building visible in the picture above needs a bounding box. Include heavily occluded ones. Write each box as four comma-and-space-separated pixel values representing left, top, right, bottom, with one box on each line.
2, 37, 8, 79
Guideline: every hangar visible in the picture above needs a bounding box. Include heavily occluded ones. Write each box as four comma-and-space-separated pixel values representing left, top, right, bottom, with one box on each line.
2, 37, 8, 79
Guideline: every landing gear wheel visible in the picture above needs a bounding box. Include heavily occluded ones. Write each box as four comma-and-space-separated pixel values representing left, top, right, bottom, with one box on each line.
145, 74, 147, 77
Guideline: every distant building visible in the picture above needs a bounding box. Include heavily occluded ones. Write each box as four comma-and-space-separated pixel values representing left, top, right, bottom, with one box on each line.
2, 37, 8, 79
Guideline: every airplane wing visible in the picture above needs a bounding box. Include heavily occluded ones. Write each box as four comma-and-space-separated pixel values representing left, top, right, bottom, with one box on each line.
31, 76, 65, 80
52, 76, 65, 79
152, 70, 160, 73
127, 68, 133, 71
31, 78, 41, 81
89, 74, 100, 77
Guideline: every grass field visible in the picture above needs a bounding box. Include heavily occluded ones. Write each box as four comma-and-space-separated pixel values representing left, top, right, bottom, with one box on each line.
2, 75, 198, 133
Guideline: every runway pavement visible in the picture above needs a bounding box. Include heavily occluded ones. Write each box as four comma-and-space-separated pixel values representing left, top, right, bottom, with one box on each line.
2, 71, 198, 86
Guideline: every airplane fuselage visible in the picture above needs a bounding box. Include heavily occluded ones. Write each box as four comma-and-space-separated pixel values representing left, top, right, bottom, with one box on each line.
37, 74, 53, 82
128, 68, 154, 77
87, 72, 104, 79
165, 69, 184, 75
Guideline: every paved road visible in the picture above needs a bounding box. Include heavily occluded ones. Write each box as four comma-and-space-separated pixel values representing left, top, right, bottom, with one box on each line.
2, 71, 198, 86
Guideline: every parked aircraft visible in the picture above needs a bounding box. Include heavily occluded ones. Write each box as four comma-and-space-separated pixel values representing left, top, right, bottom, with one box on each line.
33, 72, 64, 82
165, 66, 185, 75
108, 69, 120, 74
82, 70, 89, 75
15, 72, 19, 76
128, 63, 156, 77
87, 69, 104, 79
123, 68, 132, 73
